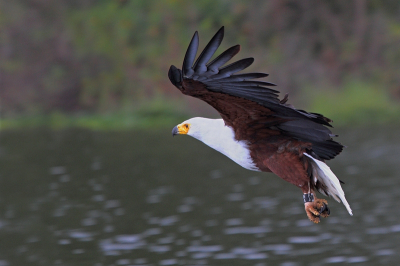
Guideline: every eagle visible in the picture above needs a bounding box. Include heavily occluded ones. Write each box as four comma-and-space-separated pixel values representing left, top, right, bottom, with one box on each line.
168, 27, 352, 223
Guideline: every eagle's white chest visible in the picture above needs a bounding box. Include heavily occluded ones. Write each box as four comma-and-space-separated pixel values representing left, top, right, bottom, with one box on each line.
187, 118, 260, 171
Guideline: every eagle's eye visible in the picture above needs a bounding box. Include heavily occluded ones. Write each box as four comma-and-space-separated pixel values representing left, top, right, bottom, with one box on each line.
177, 123, 190, 134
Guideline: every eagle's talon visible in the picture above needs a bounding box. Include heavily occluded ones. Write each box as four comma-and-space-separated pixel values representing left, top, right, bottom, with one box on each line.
320, 203, 330, 218
305, 199, 330, 223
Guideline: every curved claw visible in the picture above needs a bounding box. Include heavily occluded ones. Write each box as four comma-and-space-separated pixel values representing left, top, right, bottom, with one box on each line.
319, 202, 327, 214
319, 202, 330, 218
325, 204, 330, 215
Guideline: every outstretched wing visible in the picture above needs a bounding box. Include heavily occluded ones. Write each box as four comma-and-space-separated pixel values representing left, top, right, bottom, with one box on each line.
168, 27, 343, 160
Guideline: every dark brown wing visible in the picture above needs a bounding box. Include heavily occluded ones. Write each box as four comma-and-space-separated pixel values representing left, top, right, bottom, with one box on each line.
168, 26, 343, 160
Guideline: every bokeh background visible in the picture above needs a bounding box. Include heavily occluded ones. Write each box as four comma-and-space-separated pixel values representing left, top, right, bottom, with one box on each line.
2, 0, 400, 127
1, 1, 400, 266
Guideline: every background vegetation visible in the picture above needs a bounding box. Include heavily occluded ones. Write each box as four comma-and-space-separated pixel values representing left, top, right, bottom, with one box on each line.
1, 0, 400, 129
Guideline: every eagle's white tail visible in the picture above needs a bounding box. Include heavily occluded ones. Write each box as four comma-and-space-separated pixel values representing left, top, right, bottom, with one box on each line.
304, 153, 353, 215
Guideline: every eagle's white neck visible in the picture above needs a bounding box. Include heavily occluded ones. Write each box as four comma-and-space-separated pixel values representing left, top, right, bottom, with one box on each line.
186, 118, 260, 171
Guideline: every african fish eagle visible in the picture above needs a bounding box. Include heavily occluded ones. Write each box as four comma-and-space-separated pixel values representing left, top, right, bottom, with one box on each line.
168, 27, 352, 223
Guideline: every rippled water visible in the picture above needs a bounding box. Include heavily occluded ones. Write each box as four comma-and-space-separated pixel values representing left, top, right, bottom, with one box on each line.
0, 127, 400, 265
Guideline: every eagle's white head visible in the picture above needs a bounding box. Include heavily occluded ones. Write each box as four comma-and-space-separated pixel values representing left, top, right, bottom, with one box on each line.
172, 117, 260, 171
171, 117, 222, 140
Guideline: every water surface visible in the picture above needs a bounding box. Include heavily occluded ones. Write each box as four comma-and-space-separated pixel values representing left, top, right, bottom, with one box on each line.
0, 127, 400, 265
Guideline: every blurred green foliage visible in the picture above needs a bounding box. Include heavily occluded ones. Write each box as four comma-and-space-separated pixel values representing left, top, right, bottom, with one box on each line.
1, 0, 400, 128
308, 80, 400, 126
0, 98, 189, 130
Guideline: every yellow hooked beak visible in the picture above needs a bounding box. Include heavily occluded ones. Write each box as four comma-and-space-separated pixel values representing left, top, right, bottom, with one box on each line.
172, 123, 190, 136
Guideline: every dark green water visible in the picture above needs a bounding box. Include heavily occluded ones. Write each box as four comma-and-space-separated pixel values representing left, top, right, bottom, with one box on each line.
0, 127, 400, 266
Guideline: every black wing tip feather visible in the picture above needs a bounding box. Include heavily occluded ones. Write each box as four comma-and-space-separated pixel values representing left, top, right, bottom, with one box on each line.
181, 26, 259, 81
183, 27, 226, 78
217, 26, 225, 36
182, 31, 199, 77
168, 65, 182, 88
193, 27, 225, 73
217, 57, 254, 77
206, 44, 241, 71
